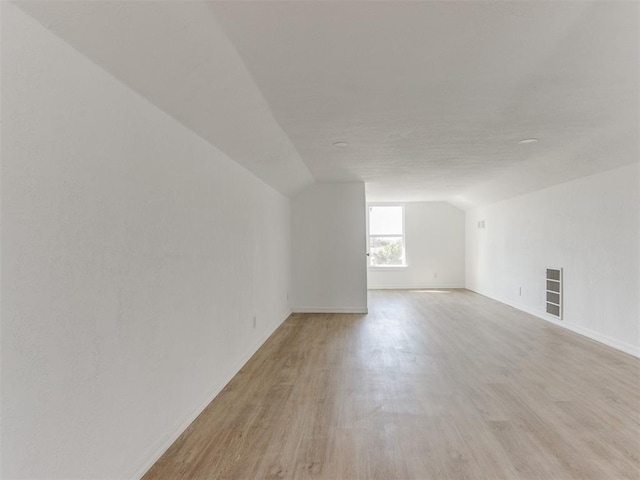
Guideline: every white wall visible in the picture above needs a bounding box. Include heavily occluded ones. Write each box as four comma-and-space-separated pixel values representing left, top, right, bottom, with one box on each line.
466, 163, 640, 356
291, 183, 368, 313
1, 5, 291, 479
367, 202, 465, 289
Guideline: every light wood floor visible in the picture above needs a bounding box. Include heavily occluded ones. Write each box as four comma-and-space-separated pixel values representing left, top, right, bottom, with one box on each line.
143, 289, 640, 479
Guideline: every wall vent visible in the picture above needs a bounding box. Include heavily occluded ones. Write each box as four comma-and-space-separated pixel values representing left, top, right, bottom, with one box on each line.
545, 267, 562, 319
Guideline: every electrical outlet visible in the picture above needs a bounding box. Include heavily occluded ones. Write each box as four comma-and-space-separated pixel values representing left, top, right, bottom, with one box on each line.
434, 272, 438, 279
252, 316, 257, 328
519, 287, 522, 296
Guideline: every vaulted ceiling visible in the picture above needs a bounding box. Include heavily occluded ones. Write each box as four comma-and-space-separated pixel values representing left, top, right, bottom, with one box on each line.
16, 1, 639, 208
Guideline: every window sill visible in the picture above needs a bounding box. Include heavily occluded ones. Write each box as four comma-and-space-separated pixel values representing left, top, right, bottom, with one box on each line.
368, 265, 408, 271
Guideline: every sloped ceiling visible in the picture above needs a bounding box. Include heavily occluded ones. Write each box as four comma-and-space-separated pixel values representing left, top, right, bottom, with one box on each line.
14, 0, 314, 197
15, 1, 639, 208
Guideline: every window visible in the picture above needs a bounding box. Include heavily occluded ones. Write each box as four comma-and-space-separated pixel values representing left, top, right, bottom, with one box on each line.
368, 205, 406, 266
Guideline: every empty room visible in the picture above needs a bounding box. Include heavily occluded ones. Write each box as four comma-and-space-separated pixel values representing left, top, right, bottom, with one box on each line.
1, 1, 638, 479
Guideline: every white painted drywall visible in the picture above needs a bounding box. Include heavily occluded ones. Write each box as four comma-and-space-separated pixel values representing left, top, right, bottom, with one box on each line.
367, 202, 465, 289
466, 163, 640, 356
16, 0, 314, 197
1, 4, 291, 478
291, 183, 368, 313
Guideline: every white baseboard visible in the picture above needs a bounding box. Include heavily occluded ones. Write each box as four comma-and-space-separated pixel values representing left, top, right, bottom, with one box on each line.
124, 309, 292, 480
467, 288, 640, 359
558, 320, 640, 358
292, 307, 368, 314
368, 284, 465, 290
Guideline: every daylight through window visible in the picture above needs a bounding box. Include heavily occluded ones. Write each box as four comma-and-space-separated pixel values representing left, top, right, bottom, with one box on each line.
368, 205, 406, 266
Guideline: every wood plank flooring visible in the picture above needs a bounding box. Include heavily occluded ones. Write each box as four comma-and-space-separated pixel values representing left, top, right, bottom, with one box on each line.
143, 289, 640, 479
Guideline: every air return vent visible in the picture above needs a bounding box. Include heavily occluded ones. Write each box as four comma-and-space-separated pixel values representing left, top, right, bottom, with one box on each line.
545, 267, 562, 319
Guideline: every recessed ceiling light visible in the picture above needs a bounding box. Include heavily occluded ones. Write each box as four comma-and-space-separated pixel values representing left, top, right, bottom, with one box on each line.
332, 142, 349, 148
518, 138, 539, 144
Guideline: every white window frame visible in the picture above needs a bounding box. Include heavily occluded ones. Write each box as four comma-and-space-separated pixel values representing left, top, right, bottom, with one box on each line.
367, 203, 407, 269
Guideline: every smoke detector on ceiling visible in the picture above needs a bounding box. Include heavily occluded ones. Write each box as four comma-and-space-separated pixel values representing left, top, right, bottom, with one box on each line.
518, 138, 539, 144
332, 142, 349, 148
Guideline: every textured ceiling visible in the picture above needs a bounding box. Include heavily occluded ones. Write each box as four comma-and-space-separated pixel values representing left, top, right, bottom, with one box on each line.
15, 1, 639, 208
210, 1, 638, 207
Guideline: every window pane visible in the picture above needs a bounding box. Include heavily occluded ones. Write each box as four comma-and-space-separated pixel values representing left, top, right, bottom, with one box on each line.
369, 206, 403, 235
370, 236, 404, 266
